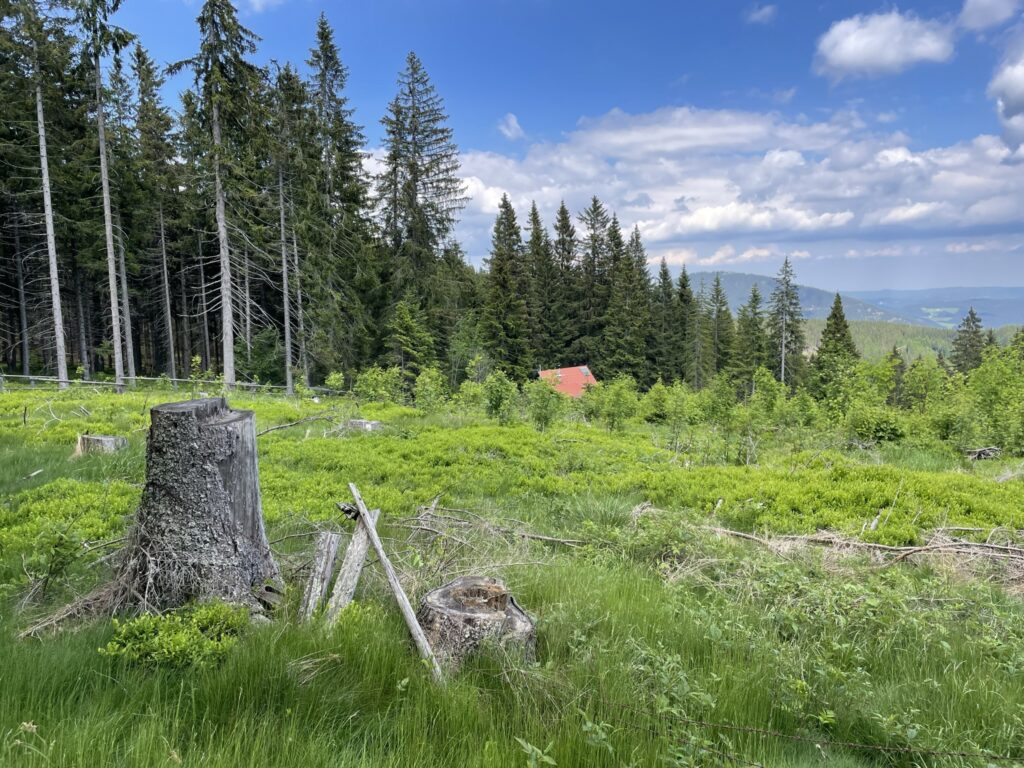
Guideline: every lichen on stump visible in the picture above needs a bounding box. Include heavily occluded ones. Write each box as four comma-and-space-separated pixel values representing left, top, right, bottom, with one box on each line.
111, 398, 281, 613
417, 576, 535, 669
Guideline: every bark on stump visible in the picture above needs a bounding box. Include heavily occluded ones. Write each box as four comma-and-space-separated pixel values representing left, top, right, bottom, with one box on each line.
112, 398, 280, 613
417, 576, 535, 670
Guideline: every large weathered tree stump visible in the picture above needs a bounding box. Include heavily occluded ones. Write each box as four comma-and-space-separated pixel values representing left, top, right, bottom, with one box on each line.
417, 576, 535, 670
112, 398, 281, 613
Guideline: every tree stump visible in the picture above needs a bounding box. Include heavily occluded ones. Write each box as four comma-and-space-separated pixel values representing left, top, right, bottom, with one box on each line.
417, 576, 535, 670
74, 435, 128, 455
111, 398, 281, 613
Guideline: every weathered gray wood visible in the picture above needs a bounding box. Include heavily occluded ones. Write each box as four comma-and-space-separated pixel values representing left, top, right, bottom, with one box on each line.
74, 434, 128, 455
325, 507, 380, 624
299, 531, 341, 620
417, 576, 536, 670
344, 419, 383, 432
112, 398, 281, 612
348, 483, 444, 684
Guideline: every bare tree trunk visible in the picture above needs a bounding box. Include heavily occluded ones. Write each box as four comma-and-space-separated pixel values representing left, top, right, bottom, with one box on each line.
95, 51, 124, 392
159, 206, 177, 381
73, 255, 91, 380
211, 101, 235, 387
290, 213, 310, 387
115, 213, 137, 383
35, 61, 68, 389
13, 224, 29, 376
242, 247, 251, 365
199, 245, 211, 372
278, 167, 293, 395
179, 256, 192, 378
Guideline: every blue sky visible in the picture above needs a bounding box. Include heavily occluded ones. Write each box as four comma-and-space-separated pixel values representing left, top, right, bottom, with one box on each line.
116, 0, 1024, 290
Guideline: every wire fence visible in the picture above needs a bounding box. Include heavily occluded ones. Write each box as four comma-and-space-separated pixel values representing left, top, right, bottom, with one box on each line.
0, 373, 341, 398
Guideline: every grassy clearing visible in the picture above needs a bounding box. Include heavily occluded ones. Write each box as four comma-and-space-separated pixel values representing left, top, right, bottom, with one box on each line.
2, 387, 1024, 766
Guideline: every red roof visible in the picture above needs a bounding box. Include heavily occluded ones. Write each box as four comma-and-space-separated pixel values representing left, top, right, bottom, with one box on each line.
538, 365, 598, 398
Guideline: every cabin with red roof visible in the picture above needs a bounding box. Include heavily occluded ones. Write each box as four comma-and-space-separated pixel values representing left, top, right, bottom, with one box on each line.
538, 365, 598, 398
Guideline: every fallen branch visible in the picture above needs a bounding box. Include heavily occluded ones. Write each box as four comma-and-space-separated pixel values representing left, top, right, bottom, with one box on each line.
257, 412, 338, 437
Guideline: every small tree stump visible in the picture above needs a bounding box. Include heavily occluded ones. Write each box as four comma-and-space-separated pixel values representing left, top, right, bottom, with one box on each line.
74, 434, 127, 455
417, 576, 535, 669
111, 398, 281, 613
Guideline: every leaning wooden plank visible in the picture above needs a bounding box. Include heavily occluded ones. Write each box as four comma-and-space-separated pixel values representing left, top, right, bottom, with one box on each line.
347, 483, 445, 685
299, 531, 342, 621
324, 507, 380, 624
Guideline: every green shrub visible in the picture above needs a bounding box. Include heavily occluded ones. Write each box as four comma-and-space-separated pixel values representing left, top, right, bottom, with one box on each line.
324, 371, 346, 392
482, 370, 518, 423
354, 366, 404, 404
601, 375, 638, 431
524, 378, 566, 431
100, 602, 249, 668
414, 367, 448, 412
640, 379, 669, 423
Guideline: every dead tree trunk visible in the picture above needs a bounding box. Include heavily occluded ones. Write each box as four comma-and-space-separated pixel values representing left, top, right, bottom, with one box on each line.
112, 398, 280, 612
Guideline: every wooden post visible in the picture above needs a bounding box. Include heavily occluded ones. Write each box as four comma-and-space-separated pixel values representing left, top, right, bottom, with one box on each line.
299, 532, 341, 620
325, 507, 380, 624
346, 484, 444, 685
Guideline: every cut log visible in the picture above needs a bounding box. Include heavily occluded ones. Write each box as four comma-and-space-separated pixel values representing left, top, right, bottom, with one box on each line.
111, 398, 281, 613
325, 507, 380, 624
299, 532, 341, 621
417, 576, 536, 670
346, 484, 445, 684
73, 434, 127, 455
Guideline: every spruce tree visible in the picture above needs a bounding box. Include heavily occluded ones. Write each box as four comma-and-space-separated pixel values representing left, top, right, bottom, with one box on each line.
767, 257, 806, 388
649, 258, 680, 381
170, 0, 262, 387
951, 307, 985, 374
383, 293, 436, 386
377, 52, 466, 299
571, 197, 610, 365
525, 202, 560, 368
132, 43, 177, 380
481, 195, 531, 380
675, 267, 695, 382
686, 285, 715, 390
731, 284, 768, 396
551, 201, 578, 364
602, 225, 651, 381
809, 293, 859, 400
709, 274, 734, 374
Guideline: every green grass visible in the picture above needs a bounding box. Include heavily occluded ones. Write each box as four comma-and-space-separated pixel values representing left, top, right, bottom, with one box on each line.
2, 388, 1024, 766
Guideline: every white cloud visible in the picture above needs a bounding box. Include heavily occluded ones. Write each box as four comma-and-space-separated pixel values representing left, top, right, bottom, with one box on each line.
497, 113, 525, 141
245, 0, 285, 11
988, 45, 1024, 143
946, 241, 991, 252
814, 11, 955, 78
433, 103, 1024, 266
745, 4, 777, 24
960, 0, 1020, 30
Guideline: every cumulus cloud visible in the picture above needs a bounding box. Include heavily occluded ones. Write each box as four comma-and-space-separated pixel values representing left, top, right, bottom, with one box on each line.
437, 104, 1024, 267
497, 113, 525, 141
246, 0, 285, 11
960, 0, 1020, 30
989, 44, 1024, 143
814, 11, 955, 78
744, 4, 777, 24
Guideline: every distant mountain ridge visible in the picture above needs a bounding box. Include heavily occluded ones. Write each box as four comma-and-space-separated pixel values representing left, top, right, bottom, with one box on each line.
688, 271, 1024, 329
689, 271, 922, 324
